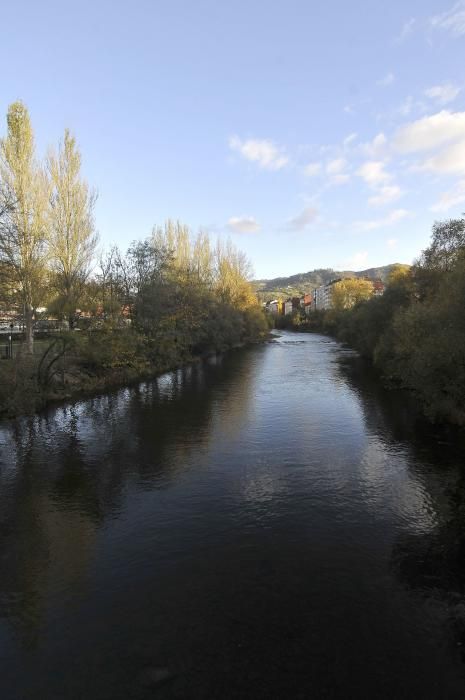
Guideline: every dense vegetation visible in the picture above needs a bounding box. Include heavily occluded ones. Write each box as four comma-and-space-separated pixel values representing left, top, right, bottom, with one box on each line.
0, 102, 267, 417
289, 219, 465, 426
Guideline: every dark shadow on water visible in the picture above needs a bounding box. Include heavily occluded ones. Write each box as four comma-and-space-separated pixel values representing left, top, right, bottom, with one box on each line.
337, 351, 465, 652
0, 351, 257, 652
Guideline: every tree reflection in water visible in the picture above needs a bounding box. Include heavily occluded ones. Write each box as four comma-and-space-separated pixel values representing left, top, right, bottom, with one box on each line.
0, 351, 256, 651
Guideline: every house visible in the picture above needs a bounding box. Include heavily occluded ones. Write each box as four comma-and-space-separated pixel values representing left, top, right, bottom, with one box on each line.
298, 293, 313, 314
372, 279, 385, 296
284, 299, 293, 315
267, 300, 279, 314
299, 293, 312, 314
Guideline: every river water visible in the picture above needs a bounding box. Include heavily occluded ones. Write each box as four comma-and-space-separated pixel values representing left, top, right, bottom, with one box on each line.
1, 331, 465, 698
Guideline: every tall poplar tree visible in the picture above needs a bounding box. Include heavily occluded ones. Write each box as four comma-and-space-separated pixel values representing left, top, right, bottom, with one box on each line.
0, 101, 48, 353
47, 129, 98, 327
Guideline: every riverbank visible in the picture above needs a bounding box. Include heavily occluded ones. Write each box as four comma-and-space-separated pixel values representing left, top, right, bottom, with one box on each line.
0, 330, 271, 420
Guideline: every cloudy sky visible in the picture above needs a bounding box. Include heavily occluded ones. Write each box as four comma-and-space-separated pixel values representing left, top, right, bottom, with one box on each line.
1, 0, 465, 277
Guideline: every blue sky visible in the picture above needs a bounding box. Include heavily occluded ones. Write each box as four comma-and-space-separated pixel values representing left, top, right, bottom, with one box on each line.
1, 0, 465, 278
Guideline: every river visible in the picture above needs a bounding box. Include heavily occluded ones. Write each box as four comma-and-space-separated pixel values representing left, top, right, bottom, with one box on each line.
1, 331, 465, 698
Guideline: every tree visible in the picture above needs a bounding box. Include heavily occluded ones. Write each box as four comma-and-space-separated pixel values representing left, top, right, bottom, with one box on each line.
386, 263, 411, 286
0, 101, 49, 353
415, 217, 465, 299
193, 230, 214, 287
331, 277, 373, 310
97, 245, 120, 319
122, 239, 171, 302
420, 217, 465, 272
214, 239, 256, 309
134, 223, 264, 355
47, 129, 98, 328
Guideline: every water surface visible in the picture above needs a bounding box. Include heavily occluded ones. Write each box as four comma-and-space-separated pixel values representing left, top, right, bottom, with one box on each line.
1, 332, 464, 698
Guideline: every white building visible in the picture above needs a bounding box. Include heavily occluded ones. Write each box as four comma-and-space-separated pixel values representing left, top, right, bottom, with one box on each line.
313, 279, 341, 311
267, 300, 279, 314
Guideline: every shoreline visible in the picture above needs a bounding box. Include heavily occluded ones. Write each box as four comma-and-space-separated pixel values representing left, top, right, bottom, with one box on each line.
275, 324, 465, 431
0, 335, 272, 423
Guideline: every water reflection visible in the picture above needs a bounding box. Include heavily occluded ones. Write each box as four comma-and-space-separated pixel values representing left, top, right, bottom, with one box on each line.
0, 333, 465, 698
336, 349, 465, 632
0, 356, 255, 649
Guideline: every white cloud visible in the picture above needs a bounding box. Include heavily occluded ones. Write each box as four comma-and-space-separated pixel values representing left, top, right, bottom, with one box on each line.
394, 96, 428, 119
420, 139, 465, 174
395, 17, 416, 43
343, 104, 355, 115
354, 208, 409, 232
377, 72, 395, 87
356, 160, 403, 208
227, 216, 261, 233
400, 97, 413, 116
393, 110, 465, 173
393, 110, 465, 153
357, 160, 391, 185
431, 179, 465, 211
229, 136, 288, 170
343, 251, 369, 268
303, 162, 321, 177
326, 158, 347, 175
387, 238, 398, 249
360, 132, 387, 158
425, 83, 461, 105
286, 207, 318, 231
343, 132, 358, 147
397, 95, 415, 117
368, 185, 403, 207
325, 158, 350, 184
331, 173, 350, 184
431, 2, 465, 37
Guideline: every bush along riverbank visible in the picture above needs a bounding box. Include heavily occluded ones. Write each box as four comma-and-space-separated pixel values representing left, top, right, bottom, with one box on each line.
0, 218, 269, 418
274, 217, 465, 427
0, 313, 269, 419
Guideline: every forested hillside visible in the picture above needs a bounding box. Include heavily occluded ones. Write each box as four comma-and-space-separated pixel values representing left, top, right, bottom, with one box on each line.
255, 264, 402, 299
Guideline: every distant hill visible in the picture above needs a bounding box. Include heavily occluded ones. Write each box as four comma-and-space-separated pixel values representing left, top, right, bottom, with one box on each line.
254, 264, 403, 299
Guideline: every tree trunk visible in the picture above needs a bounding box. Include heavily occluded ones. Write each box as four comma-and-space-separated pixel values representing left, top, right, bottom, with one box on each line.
25, 306, 34, 354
